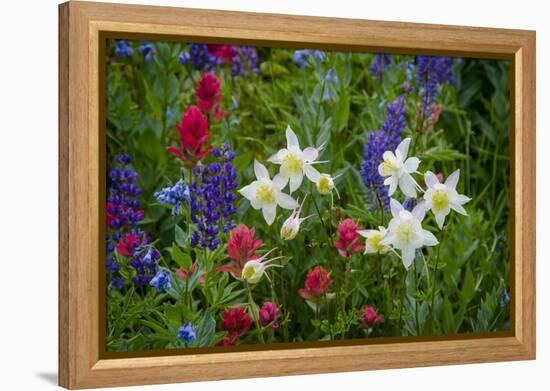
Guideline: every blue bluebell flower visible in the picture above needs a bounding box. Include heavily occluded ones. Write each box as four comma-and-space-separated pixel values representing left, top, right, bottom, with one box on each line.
115, 40, 133, 57
293, 50, 311, 68
129, 240, 160, 287
231, 46, 259, 77
150, 269, 172, 292
360, 96, 406, 210
110, 277, 126, 289
154, 180, 189, 216
312, 50, 325, 62
138, 43, 155, 63
178, 51, 190, 65
323, 68, 339, 102
177, 322, 197, 344
500, 288, 510, 309
232, 96, 239, 109
369, 53, 392, 78
189, 143, 238, 250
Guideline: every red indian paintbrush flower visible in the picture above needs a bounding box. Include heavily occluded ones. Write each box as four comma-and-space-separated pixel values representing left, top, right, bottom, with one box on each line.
167, 105, 212, 163
259, 301, 280, 329
217, 306, 252, 346
195, 72, 227, 121
335, 218, 365, 257
217, 224, 263, 278
206, 44, 236, 63
360, 306, 383, 328
116, 232, 145, 257
298, 266, 332, 302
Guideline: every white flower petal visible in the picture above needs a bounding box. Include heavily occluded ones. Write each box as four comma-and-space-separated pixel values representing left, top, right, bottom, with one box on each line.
262, 204, 277, 225
424, 171, 440, 188
267, 153, 282, 164
456, 194, 471, 205
357, 229, 374, 238
254, 160, 270, 180
250, 198, 262, 209
379, 232, 396, 246
396, 138, 411, 161
277, 192, 299, 210
399, 173, 417, 198
289, 173, 304, 192
401, 247, 415, 269
435, 213, 445, 229
412, 200, 427, 222
388, 178, 398, 196
272, 173, 288, 189
422, 229, 439, 246
451, 203, 468, 216
390, 198, 403, 218
239, 183, 257, 201
445, 169, 460, 190
286, 126, 300, 149
302, 147, 319, 162
382, 151, 396, 164
403, 157, 420, 173
304, 165, 321, 182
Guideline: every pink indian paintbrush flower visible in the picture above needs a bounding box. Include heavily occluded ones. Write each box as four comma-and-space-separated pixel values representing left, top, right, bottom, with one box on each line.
217, 224, 263, 278
360, 306, 383, 328
298, 266, 332, 302
167, 105, 212, 164
176, 262, 206, 284
259, 301, 280, 329
217, 306, 252, 346
206, 44, 236, 63
335, 218, 365, 257
195, 72, 227, 121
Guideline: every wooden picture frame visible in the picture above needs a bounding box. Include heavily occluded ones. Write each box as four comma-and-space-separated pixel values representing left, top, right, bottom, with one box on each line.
59, 1, 536, 388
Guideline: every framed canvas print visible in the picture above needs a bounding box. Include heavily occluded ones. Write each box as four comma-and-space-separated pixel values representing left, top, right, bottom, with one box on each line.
58, 1, 536, 389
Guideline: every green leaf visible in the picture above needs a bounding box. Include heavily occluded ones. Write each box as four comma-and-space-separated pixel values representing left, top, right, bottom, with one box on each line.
441, 296, 455, 334
172, 243, 192, 271
194, 311, 216, 347
174, 225, 187, 249
333, 91, 350, 132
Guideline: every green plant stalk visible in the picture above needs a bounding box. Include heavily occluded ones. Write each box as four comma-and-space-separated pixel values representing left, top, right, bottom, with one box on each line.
430, 224, 447, 331
413, 258, 420, 336
246, 283, 266, 344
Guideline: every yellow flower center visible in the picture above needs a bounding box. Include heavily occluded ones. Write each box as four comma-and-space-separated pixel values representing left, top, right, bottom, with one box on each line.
282, 152, 304, 175
255, 183, 276, 204
317, 175, 333, 194
395, 221, 415, 244
432, 190, 449, 213
369, 232, 385, 252
243, 265, 255, 281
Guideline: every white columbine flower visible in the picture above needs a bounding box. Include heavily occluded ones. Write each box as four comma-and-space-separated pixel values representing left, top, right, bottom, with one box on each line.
305, 169, 340, 196
239, 160, 299, 225
267, 126, 326, 192
280, 196, 313, 240
241, 249, 282, 284
380, 199, 438, 269
358, 226, 390, 254
378, 138, 421, 198
423, 170, 471, 229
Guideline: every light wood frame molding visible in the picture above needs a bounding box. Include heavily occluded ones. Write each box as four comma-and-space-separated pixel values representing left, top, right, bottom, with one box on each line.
58, 1, 536, 388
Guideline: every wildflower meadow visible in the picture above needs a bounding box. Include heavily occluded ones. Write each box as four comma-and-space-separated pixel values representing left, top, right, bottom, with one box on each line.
105, 40, 511, 352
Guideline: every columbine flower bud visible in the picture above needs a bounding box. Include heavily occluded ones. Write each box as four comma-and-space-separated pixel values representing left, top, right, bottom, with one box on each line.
316, 173, 335, 195
280, 196, 312, 240
241, 249, 282, 284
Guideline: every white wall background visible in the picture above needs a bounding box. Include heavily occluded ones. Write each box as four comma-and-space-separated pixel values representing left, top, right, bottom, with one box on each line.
0, 0, 546, 389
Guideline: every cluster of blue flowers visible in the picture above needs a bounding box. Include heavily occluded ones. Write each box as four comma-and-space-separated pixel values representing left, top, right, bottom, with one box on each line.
369, 53, 392, 78
115, 40, 133, 57
130, 240, 161, 288
415, 56, 455, 118
323, 68, 339, 102
154, 180, 190, 216
177, 322, 197, 344
189, 143, 238, 250
293, 49, 324, 68
360, 96, 406, 210
150, 269, 172, 292
188, 43, 217, 70
231, 46, 260, 77
106, 155, 145, 289
139, 42, 155, 63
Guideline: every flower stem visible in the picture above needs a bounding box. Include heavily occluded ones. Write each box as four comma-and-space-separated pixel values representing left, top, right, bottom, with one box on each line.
397, 266, 407, 336
413, 258, 420, 336
246, 284, 265, 344
429, 224, 447, 332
